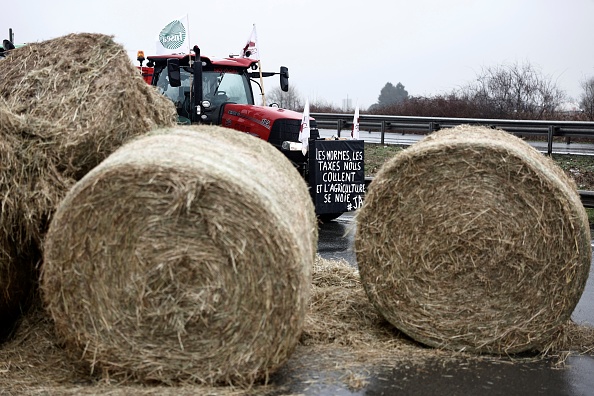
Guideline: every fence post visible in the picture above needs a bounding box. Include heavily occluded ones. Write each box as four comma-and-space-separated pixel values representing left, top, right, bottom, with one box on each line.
336, 120, 342, 138
547, 126, 556, 156
429, 122, 440, 133
381, 120, 386, 145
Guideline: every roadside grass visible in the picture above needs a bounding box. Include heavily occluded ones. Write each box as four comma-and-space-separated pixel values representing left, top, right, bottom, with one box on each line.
364, 143, 594, 226
364, 144, 405, 176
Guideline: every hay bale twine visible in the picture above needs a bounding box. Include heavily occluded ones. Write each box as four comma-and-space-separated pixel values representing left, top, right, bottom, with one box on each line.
355, 125, 591, 354
0, 33, 176, 336
41, 125, 317, 385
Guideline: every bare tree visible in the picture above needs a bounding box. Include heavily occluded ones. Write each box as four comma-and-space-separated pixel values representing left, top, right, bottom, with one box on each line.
580, 76, 594, 120
310, 98, 343, 113
369, 91, 481, 118
266, 85, 303, 111
464, 62, 566, 119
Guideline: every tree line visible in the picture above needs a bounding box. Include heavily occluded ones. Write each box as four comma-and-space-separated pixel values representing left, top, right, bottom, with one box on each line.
267, 61, 594, 121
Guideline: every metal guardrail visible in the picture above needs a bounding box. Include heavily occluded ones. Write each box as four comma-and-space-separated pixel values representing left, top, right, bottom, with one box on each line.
312, 113, 594, 156
338, 114, 594, 208
579, 190, 594, 208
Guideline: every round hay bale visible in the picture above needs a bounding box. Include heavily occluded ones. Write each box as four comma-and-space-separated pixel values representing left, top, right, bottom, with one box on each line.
0, 33, 176, 177
41, 125, 317, 385
355, 125, 591, 354
0, 103, 61, 339
0, 33, 176, 336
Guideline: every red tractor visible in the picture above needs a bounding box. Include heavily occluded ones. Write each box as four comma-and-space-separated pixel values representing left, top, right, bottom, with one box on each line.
137, 47, 365, 221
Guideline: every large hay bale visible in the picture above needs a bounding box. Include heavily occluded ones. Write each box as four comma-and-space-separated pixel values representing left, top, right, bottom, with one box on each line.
0, 33, 176, 337
41, 125, 317, 385
355, 125, 591, 354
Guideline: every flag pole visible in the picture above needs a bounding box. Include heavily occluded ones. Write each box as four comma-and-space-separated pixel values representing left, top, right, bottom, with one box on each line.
352, 100, 360, 139
299, 99, 311, 155
185, 14, 193, 106
254, 24, 266, 106
258, 60, 266, 106
185, 14, 191, 56
241, 24, 265, 105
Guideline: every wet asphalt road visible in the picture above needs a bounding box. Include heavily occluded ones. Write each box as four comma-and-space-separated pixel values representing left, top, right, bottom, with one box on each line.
313, 212, 594, 396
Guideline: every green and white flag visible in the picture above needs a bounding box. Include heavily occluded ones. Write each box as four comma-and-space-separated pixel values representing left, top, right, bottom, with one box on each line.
156, 15, 190, 55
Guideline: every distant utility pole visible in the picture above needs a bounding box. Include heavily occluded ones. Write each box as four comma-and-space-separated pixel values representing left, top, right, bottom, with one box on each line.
342, 95, 352, 111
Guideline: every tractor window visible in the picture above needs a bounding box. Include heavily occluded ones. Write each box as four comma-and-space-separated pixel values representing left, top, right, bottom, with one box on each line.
156, 68, 191, 106
154, 66, 254, 123
203, 71, 253, 105
156, 68, 253, 106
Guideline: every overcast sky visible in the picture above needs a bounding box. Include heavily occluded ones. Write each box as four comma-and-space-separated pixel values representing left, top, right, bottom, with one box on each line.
5, 0, 594, 109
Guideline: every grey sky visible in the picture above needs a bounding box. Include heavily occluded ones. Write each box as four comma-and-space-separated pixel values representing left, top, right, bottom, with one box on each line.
4, 0, 594, 109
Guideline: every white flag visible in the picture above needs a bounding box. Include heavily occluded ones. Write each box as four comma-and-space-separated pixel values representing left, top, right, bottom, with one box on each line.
240, 24, 259, 60
156, 15, 191, 55
351, 101, 360, 140
299, 99, 311, 155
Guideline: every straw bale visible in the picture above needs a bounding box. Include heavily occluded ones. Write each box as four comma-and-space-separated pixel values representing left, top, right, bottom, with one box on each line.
0, 33, 176, 336
355, 125, 592, 354
41, 125, 318, 386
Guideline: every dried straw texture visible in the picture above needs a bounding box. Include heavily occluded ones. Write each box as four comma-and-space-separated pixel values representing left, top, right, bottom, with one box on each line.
41, 125, 318, 386
355, 125, 591, 354
0, 33, 176, 337
1, 259, 593, 395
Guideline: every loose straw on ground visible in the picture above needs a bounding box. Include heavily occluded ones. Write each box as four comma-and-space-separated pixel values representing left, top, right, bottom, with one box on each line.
1, 257, 592, 395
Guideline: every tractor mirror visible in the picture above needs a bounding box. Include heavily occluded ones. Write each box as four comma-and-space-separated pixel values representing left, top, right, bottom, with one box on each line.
167, 58, 181, 87
280, 66, 289, 92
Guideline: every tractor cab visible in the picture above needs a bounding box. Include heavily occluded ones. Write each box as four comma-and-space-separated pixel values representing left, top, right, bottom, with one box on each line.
151, 57, 255, 125
0, 39, 16, 59
1, 29, 24, 59
145, 48, 288, 127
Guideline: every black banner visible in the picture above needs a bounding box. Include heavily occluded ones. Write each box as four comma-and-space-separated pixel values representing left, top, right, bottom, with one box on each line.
309, 139, 365, 215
